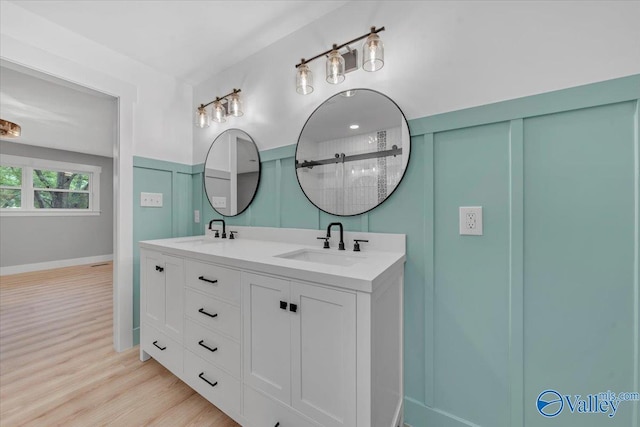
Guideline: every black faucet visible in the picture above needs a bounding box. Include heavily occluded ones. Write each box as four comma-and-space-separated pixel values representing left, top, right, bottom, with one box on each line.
208, 219, 226, 238
326, 222, 345, 250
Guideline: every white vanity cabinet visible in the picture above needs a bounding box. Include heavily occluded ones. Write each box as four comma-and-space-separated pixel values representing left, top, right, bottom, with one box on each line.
182, 259, 243, 419
140, 227, 405, 427
242, 273, 356, 427
139, 249, 184, 374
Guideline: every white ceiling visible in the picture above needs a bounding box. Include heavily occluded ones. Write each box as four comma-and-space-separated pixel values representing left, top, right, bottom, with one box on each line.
10, 0, 348, 85
0, 62, 117, 157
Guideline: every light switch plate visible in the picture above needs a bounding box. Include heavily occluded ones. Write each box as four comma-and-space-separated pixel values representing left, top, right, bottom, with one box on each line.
140, 192, 163, 207
212, 196, 227, 209
194, 210, 200, 223
459, 206, 483, 235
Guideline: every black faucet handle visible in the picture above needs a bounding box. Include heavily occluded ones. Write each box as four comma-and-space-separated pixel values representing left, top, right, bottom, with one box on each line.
213, 229, 220, 238
317, 236, 330, 249
229, 231, 237, 239
353, 239, 369, 252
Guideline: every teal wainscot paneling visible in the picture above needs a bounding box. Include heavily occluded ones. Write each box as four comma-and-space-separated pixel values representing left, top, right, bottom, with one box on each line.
132, 157, 198, 344
135, 74, 640, 427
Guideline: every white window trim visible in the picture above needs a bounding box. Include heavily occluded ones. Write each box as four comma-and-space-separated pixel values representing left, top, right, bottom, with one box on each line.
0, 154, 101, 216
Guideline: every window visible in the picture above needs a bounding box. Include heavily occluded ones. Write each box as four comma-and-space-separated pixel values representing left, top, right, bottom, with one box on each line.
0, 155, 101, 216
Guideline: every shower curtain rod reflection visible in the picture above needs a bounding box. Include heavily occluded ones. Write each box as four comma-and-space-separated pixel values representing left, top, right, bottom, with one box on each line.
295, 145, 401, 169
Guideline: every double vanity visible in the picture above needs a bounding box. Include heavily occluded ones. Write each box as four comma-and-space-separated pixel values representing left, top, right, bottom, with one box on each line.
139, 225, 405, 427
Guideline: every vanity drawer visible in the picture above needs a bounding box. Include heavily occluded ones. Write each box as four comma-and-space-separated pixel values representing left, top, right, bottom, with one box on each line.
186, 260, 241, 305
185, 289, 240, 340
185, 318, 241, 378
141, 322, 183, 376
184, 350, 241, 417
244, 385, 320, 427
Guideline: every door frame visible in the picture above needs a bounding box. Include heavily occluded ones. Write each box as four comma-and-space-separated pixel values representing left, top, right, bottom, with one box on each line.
1, 36, 137, 351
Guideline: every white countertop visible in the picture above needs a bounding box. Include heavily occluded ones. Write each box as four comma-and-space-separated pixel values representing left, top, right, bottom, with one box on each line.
139, 228, 405, 293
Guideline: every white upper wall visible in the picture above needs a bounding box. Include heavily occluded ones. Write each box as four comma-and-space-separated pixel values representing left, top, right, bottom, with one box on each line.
0, 1, 193, 165
193, 1, 640, 162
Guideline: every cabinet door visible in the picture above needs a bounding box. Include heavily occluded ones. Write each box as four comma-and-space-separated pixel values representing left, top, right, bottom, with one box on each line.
242, 273, 291, 404
142, 250, 165, 330
291, 282, 357, 427
163, 255, 184, 342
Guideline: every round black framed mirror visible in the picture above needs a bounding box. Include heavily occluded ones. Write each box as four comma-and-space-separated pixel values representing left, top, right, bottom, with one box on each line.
204, 129, 260, 216
295, 89, 410, 216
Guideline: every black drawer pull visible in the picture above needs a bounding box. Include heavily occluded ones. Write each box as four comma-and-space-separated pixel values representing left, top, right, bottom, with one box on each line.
289, 303, 298, 313
198, 308, 218, 318
155, 265, 164, 272
280, 300, 288, 310
275, 423, 280, 427
152, 340, 166, 351
198, 340, 218, 353
198, 276, 218, 284
198, 372, 218, 388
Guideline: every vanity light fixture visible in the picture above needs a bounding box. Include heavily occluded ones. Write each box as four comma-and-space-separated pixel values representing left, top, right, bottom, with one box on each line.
296, 61, 314, 95
294, 26, 385, 94
326, 45, 345, 84
0, 119, 21, 138
195, 88, 243, 128
363, 30, 384, 71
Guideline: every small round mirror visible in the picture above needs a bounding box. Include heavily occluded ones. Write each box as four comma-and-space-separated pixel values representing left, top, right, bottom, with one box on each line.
204, 129, 260, 216
295, 89, 410, 216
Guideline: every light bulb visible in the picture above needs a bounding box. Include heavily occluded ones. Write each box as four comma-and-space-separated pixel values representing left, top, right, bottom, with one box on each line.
296, 62, 314, 95
326, 48, 345, 84
363, 31, 384, 72
212, 100, 226, 123
195, 106, 210, 128
228, 92, 243, 117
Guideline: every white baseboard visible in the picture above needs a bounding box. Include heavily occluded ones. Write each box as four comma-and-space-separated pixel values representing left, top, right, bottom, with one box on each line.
0, 254, 113, 276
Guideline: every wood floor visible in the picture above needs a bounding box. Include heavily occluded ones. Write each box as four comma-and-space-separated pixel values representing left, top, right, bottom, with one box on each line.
0, 262, 239, 427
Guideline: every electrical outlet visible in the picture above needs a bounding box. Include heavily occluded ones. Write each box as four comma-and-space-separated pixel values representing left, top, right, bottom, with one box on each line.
459, 206, 483, 235
194, 210, 200, 223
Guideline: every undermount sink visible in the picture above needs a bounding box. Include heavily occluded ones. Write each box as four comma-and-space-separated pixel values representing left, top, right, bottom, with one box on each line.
275, 249, 363, 267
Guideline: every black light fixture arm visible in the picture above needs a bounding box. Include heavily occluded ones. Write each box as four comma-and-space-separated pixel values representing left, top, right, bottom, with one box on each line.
294, 26, 385, 69
199, 88, 242, 109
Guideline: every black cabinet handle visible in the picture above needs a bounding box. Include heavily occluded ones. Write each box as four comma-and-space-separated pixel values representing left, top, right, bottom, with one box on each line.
280, 301, 288, 310
198, 308, 218, 318
275, 423, 280, 427
155, 265, 164, 272
198, 340, 218, 353
198, 372, 218, 388
289, 303, 298, 313
198, 276, 218, 284
152, 340, 166, 351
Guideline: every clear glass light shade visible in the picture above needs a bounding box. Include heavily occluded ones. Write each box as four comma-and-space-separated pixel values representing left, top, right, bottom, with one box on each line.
195, 106, 210, 128
325, 50, 345, 84
296, 63, 314, 95
212, 100, 226, 123
362, 33, 384, 72
228, 92, 243, 117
